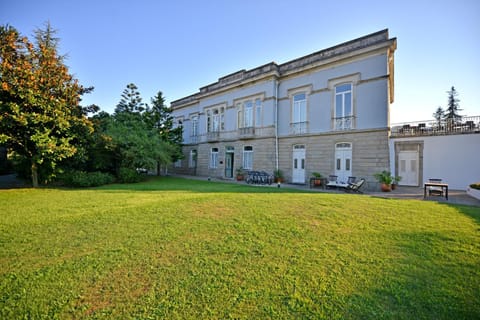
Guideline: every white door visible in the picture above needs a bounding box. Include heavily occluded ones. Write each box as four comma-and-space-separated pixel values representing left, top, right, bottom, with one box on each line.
335, 143, 352, 183
398, 151, 418, 186
292, 145, 306, 183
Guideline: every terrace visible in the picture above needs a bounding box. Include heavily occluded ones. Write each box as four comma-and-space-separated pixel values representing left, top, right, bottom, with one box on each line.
391, 115, 480, 138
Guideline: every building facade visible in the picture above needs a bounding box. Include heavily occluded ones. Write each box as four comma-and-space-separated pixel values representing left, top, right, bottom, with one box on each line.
390, 116, 480, 190
170, 30, 397, 189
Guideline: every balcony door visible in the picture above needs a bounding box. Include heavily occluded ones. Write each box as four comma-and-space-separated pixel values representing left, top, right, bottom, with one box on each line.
292, 145, 306, 184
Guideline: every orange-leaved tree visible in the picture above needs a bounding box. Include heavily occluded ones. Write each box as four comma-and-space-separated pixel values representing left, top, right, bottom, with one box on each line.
0, 23, 93, 187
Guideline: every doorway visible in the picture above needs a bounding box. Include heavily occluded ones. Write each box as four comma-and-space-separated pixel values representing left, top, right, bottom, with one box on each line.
292, 145, 306, 183
398, 150, 418, 186
225, 146, 234, 178
335, 142, 352, 183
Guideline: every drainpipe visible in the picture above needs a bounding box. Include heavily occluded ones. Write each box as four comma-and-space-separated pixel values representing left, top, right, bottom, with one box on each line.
274, 79, 279, 172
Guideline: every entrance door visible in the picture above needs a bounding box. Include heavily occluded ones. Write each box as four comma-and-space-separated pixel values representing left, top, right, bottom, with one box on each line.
225, 147, 234, 178
335, 143, 352, 183
398, 151, 418, 186
292, 145, 306, 183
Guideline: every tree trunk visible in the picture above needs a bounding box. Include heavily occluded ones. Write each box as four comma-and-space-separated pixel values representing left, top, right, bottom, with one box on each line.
31, 161, 39, 188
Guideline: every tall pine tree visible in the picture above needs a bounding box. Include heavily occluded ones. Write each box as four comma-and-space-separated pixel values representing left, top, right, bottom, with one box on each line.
444, 86, 462, 123
115, 83, 145, 114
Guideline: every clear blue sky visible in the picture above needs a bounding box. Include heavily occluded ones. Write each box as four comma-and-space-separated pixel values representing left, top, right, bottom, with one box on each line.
1, 0, 479, 123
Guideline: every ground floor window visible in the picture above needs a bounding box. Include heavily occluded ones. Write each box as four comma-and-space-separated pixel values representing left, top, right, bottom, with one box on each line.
243, 146, 253, 170
189, 150, 197, 168
174, 159, 182, 168
210, 148, 218, 168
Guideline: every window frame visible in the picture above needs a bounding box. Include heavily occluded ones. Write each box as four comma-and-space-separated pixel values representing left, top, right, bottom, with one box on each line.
234, 94, 264, 129
243, 146, 253, 170
210, 147, 219, 169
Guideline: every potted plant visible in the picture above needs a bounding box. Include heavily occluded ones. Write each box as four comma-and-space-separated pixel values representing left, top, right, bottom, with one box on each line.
273, 169, 284, 183
374, 170, 393, 192
311, 172, 323, 186
236, 167, 245, 181
391, 175, 402, 190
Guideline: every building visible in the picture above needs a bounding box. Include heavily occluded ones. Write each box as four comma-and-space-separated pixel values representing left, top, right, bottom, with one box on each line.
390, 116, 480, 190
170, 29, 397, 189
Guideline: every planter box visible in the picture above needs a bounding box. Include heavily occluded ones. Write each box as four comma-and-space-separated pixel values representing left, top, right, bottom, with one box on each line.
466, 187, 480, 201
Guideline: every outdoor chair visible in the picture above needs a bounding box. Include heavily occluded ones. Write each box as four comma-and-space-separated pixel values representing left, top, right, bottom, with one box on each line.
428, 178, 444, 196
326, 175, 338, 189
347, 176, 356, 184
345, 178, 365, 193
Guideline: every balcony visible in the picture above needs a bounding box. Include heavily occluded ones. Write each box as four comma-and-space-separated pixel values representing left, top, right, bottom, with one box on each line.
391, 115, 480, 138
290, 121, 308, 135
334, 116, 354, 131
239, 127, 255, 139
206, 131, 220, 142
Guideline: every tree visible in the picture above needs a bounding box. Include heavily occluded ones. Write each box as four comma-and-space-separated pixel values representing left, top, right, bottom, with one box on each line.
432, 106, 444, 127
146, 91, 183, 174
114, 83, 145, 114
444, 86, 462, 123
0, 24, 93, 187
105, 87, 177, 176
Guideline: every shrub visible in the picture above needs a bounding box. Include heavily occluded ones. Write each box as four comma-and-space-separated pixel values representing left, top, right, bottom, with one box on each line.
61, 171, 115, 187
470, 183, 480, 190
117, 167, 143, 184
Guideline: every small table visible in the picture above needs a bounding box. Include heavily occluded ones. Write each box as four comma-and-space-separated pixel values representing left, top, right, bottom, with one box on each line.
424, 182, 448, 200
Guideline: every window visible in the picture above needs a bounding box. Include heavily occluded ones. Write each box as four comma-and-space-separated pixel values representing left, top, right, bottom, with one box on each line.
335, 83, 353, 130
210, 148, 218, 168
243, 146, 253, 170
292, 93, 307, 134
174, 159, 182, 168
191, 115, 198, 137
255, 99, 262, 127
189, 150, 197, 168
206, 106, 225, 132
244, 101, 253, 128
236, 95, 263, 129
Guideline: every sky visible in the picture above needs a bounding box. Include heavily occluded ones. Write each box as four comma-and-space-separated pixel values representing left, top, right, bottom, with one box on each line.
1, 0, 479, 123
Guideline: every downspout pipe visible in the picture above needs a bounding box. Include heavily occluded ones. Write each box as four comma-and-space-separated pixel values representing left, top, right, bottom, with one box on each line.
274, 79, 279, 172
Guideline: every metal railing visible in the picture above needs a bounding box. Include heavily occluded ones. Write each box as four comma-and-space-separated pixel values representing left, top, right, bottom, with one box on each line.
290, 121, 308, 134
391, 115, 480, 137
334, 116, 354, 131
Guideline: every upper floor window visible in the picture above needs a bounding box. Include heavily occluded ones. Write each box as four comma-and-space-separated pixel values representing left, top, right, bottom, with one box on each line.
244, 101, 253, 128
191, 115, 198, 137
236, 95, 263, 129
292, 92, 307, 134
206, 106, 225, 133
255, 99, 262, 127
210, 148, 219, 168
335, 83, 353, 130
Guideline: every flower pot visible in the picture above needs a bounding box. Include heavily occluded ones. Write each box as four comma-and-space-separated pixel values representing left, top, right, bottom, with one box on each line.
380, 183, 391, 192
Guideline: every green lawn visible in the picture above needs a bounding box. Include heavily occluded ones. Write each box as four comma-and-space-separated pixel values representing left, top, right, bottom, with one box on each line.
1, 177, 479, 319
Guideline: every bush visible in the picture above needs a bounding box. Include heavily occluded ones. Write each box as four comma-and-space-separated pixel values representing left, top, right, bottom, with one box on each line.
470, 183, 480, 190
61, 171, 115, 187
117, 167, 143, 184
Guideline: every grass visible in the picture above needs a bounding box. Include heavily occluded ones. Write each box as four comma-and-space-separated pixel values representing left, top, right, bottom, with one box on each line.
1, 177, 479, 319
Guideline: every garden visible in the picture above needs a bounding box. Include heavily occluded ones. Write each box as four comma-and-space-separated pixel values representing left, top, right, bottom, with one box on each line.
1, 177, 479, 319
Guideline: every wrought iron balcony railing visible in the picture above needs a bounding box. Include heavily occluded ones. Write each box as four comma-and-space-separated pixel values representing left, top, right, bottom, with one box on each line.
391, 115, 480, 137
